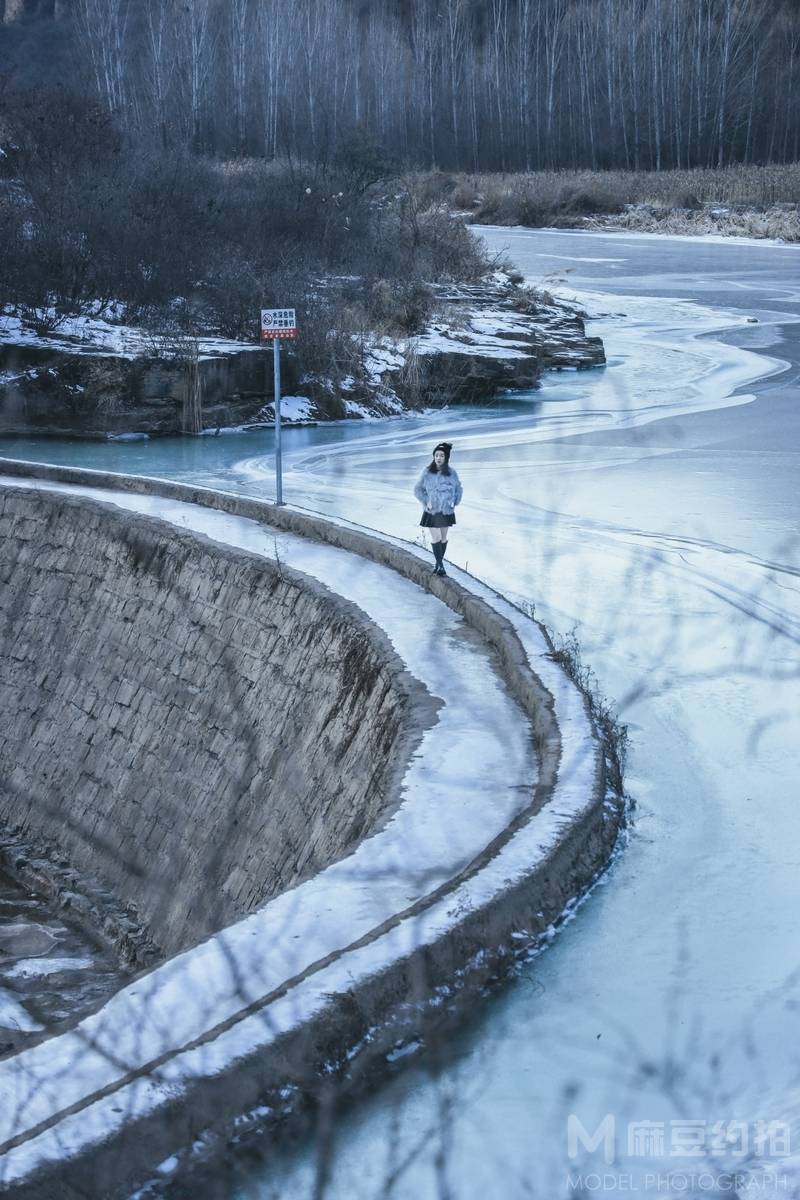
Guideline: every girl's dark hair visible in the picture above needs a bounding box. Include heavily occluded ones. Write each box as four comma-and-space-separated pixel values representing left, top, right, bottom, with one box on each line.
427, 441, 452, 474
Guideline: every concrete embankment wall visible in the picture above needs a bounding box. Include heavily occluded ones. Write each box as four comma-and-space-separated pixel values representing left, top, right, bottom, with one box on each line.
0, 459, 624, 1200
0, 486, 419, 960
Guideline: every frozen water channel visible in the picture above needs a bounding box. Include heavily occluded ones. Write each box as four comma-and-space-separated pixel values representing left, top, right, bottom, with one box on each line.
1, 229, 799, 1197
0, 864, 121, 1056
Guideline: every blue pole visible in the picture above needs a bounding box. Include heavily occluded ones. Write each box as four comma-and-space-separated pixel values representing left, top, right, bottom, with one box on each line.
273, 337, 283, 505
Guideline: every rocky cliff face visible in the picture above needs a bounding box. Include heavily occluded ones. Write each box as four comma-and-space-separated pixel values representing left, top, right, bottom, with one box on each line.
390, 280, 604, 405
0, 342, 270, 438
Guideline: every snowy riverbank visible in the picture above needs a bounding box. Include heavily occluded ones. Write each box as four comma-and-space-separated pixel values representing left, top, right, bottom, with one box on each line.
0, 276, 604, 439
470, 203, 799, 244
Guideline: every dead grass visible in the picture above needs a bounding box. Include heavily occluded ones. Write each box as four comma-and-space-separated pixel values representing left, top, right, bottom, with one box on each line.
420, 164, 800, 242
583, 204, 799, 241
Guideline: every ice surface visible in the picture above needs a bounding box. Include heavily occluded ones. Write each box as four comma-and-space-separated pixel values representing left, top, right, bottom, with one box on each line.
202, 229, 800, 1199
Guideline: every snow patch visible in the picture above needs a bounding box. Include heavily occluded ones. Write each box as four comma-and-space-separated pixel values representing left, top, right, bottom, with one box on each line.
386, 1039, 421, 1063
4, 957, 95, 980
362, 340, 406, 385
259, 395, 316, 424
343, 400, 375, 419
0, 306, 260, 362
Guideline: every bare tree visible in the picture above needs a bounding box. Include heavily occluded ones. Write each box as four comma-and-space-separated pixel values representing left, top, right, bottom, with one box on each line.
177, 0, 217, 151
141, 0, 177, 150
74, 0, 130, 116
7, 0, 800, 174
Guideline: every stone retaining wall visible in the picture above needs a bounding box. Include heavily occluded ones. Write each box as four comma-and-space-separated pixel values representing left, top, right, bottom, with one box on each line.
0, 486, 422, 960
0, 458, 624, 1200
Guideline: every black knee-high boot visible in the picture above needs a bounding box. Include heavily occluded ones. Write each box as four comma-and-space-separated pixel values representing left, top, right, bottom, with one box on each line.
431, 541, 442, 572
438, 540, 448, 575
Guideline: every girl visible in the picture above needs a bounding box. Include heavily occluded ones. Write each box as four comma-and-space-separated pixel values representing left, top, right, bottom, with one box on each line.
413, 441, 463, 576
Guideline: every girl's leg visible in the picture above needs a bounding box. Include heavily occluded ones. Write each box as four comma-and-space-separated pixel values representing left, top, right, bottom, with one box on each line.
429, 526, 450, 575
429, 525, 443, 572
438, 529, 450, 574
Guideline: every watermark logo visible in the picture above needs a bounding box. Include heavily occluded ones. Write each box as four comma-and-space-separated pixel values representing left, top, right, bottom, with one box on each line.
568, 1114, 616, 1164
565, 1172, 792, 1193
566, 1115, 794, 1194
567, 1115, 792, 1162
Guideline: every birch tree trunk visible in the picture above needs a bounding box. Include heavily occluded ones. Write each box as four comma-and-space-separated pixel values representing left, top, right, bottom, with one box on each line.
228, 0, 248, 156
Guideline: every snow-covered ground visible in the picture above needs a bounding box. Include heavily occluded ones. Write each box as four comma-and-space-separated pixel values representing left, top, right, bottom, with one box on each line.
1, 300, 542, 371
0, 307, 258, 361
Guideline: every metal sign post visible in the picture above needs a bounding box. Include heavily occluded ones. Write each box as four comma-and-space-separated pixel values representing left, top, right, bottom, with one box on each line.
260, 308, 297, 507
273, 335, 283, 504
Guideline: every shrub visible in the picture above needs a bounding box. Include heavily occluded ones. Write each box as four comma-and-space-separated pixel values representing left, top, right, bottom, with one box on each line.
669, 190, 702, 210
408, 171, 458, 210
554, 186, 623, 216
363, 279, 434, 336
548, 626, 628, 798
0, 88, 493, 355
450, 177, 481, 210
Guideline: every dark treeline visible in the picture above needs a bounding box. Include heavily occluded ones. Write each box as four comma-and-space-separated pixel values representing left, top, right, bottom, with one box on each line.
2, 0, 799, 171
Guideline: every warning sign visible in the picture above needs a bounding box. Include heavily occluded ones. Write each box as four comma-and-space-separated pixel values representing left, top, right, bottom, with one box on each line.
260, 308, 297, 340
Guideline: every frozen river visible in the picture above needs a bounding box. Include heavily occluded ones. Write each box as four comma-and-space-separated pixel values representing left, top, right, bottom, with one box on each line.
2, 228, 799, 1198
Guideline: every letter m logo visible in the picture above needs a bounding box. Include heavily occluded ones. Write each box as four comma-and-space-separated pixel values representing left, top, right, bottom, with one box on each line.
567, 1113, 616, 1164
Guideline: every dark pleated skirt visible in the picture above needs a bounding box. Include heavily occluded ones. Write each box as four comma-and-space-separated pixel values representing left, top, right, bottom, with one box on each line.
420, 511, 456, 528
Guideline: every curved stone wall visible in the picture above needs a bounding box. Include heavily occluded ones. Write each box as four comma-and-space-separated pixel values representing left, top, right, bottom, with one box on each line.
0, 486, 422, 960
0, 459, 624, 1200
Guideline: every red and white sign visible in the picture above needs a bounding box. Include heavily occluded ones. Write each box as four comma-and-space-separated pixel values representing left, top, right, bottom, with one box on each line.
260, 308, 297, 340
